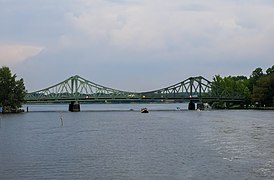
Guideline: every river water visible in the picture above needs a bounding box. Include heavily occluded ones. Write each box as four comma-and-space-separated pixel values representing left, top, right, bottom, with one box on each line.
0, 104, 274, 180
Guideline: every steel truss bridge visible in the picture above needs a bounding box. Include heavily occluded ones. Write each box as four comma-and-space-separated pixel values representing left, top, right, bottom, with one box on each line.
25, 75, 244, 106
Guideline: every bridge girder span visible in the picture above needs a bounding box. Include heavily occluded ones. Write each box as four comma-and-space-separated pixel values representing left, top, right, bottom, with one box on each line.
141, 76, 212, 99
25, 75, 138, 102
25, 75, 244, 103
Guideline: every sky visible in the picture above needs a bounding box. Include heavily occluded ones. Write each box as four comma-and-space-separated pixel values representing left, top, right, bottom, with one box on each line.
0, 0, 274, 92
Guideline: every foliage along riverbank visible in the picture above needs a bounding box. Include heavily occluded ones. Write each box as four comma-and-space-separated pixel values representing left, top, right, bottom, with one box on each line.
0, 66, 26, 113
211, 65, 274, 109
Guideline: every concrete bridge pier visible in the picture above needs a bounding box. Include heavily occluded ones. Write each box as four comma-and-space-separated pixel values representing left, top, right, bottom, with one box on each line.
69, 101, 80, 112
188, 100, 195, 110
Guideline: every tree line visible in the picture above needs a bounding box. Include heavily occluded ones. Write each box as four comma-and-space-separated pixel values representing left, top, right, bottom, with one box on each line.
211, 65, 274, 108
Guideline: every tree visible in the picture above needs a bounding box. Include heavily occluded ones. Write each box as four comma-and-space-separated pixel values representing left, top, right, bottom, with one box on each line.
0, 66, 26, 113
266, 65, 274, 75
252, 71, 274, 107
211, 75, 251, 108
248, 67, 264, 93
231, 75, 248, 81
251, 67, 264, 79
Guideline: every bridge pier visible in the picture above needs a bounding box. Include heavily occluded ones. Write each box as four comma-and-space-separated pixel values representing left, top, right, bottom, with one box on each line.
69, 101, 80, 112
188, 100, 195, 110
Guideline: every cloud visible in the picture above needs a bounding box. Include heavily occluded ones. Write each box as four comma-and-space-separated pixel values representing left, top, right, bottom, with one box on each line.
1, 0, 273, 91
64, 0, 274, 60
0, 44, 43, 66
2, 0, 273, 61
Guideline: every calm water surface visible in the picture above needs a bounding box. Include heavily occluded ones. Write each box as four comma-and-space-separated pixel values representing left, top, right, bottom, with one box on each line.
0, 104, 274, 180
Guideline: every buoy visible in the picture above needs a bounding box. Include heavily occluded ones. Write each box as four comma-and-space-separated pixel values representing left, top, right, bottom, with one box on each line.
60, 113, 64, 127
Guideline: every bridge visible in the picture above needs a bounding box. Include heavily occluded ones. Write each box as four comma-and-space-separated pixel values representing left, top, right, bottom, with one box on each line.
25, 75, 244, 111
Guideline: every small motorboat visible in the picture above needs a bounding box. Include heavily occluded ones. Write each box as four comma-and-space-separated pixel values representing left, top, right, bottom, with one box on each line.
141, 107, 149, 113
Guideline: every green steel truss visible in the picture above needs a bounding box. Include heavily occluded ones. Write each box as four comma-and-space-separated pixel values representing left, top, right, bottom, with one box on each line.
140, 76, 212, 99
25, 75, 138, 102
25, 75, 244, 103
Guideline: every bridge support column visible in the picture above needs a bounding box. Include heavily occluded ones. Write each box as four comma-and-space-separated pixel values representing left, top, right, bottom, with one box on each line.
69, 101, 80, 112
188, 100, 195, 110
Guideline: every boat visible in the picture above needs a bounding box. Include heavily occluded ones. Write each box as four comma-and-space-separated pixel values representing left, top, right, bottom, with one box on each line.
141, 107, 149, 113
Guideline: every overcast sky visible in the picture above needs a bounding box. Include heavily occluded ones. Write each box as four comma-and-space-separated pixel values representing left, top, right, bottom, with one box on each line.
1, 0, 274, 92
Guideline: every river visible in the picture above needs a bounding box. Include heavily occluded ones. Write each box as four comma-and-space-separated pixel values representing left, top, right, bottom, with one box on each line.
0, 104, 274, 179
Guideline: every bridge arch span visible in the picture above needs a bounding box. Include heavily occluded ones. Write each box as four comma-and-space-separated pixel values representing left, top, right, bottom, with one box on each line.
25, 75, 245, 111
